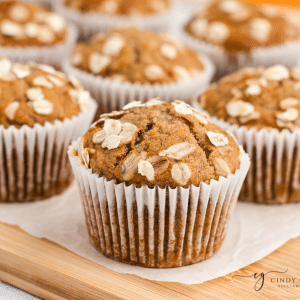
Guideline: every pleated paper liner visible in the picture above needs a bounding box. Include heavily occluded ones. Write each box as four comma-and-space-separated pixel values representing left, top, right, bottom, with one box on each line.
179, 27, 300, 77
0, 99, 97, 203
55, 0, 175, 40
0, 24, 78, 69
68, 139, 250, 268
192, 99, 300, 204
63, 55, 215, 116
24, 0, 54, 9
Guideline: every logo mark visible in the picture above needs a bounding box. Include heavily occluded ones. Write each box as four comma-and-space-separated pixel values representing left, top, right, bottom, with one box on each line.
232, 269, 288, 291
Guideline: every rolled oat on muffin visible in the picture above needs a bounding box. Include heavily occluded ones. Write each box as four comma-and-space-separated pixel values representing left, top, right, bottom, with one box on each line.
0, 0, 77, 67
0, 57, 97, 202
195, 65, 300, 204
68, 99, 250, 267
64, 26, 214, 113
181, 0, 300, 75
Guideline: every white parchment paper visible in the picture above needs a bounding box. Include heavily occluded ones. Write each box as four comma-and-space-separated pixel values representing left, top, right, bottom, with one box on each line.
0, 183, 299, 285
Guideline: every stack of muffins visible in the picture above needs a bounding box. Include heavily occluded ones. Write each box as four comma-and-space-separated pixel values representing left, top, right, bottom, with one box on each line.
1, 0, 300, 269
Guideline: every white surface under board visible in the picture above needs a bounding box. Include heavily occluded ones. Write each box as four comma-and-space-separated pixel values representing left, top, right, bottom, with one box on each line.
0, 282, 40, 299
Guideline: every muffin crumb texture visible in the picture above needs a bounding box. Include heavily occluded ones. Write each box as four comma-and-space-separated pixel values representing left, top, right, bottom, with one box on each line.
184, 0, 300, 53
199, 65, 300, 132
64, 0, 170, 15
71, 27, 204, 84
0, 57, 90, 128
76, 99, 242, 188
0, 0, 67, 47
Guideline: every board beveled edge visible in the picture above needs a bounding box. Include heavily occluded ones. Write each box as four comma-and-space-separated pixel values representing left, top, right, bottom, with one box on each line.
0, 222, 300, 300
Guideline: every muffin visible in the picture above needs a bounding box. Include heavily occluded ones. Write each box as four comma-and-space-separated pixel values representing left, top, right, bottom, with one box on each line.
63, 0, 170, 15
0, 57, 97, 202
63, 27, 214, 114
181, 0, 300, 75
55, 0, 173, 39
194, 65, 300, 204
68, 99, 250, 267
0, 0, 77, 67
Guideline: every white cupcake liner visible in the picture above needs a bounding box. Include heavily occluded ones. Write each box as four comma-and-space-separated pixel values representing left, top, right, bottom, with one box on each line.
0, 99, 97, 203
192, 99, 300, 204
23, 0, 54, 9
63, 55, 215, 114
55, 0, 175, 40
179, 27, 300, 75
68, 139, 250, 267
0, 24, 78, 69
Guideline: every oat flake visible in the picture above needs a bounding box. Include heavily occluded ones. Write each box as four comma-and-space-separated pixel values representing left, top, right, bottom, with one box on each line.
32, 99, 53, 115
122, 152, 147, 180
145, 97, 163, 107
206, 131, 229, 147
33, 76, 53, 89
5, 102, 19, 120
102, 35, 125, 57
138, 160, 155, 181
11, 63, 30, 79
280, 98, 300, 110
92, 130, 107, 144
213, 158, 231, 177
47, 75, 64, 87
26, 87, 44, 102
226, 100, 255, 117
144, 65, 164, 80
277, 108, 299, 122
263, 65, 289, 81
89, 53, 111, 74
103, 119, 122, 136
171, 163, 191, 185
123, 101, 144, 110
159, 142, 196, 159
172, 101, 193, 115
147, 156, 169, 174
102, 135, 122, 150
245, 84, 261, 96
160, 43, 177, 60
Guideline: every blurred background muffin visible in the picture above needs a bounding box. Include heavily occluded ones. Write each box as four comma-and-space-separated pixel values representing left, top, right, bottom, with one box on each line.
63, 0, 170, 15
181, 0, 300, 76
64, 26, 214, 114
55, 0, 174, 39
0, 57, 96, 202
194, 65, 300, 204
0, 0, 77, 67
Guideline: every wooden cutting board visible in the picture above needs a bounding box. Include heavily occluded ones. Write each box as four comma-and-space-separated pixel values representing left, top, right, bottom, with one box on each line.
0, 222, 300, 299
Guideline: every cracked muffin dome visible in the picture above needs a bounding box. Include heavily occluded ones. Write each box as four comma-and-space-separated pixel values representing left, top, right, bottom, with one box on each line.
71, 27, 205, 85
0, 0, 67, 47
0, 57, 91, 128
184, 0, 300, 54
72, 99, 243, 188
63, 0, 170, 16
198, 65, 300, 132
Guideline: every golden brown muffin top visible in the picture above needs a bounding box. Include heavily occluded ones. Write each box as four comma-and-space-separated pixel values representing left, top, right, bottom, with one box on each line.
71, 27, 205, 85
198, 65, 300, 132
0, 57, 91, 128
0, 0, 67, 47
184, 0, 300, 54
64, 0, 170, 16
71, 99, 242, 188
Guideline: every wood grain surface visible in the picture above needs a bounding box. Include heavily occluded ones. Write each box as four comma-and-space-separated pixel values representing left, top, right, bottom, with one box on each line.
0, 222, 300, 300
